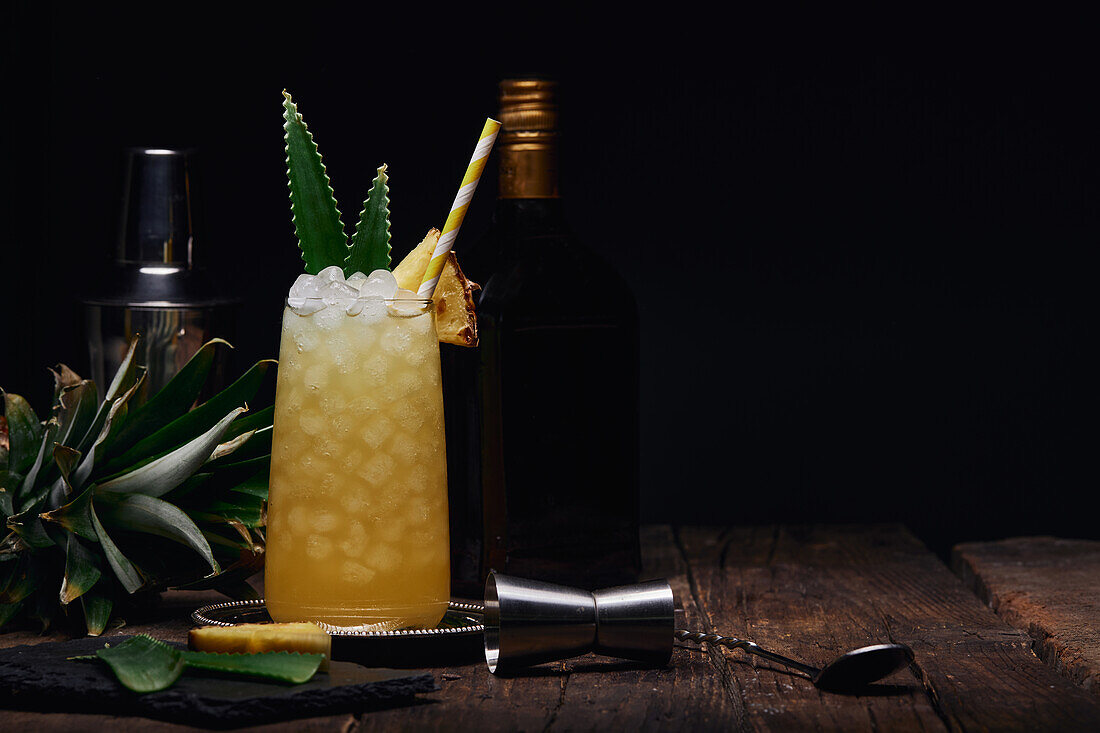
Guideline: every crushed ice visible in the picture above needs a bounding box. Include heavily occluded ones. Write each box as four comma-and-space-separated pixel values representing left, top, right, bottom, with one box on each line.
287, 267, 404, 316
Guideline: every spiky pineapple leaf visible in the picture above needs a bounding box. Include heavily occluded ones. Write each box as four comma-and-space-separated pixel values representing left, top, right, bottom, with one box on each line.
56, 379, 98, 449
346, 164, 392, 276
172, 545, 263, 593
73, 370, 147, 489
207, 429, 257, 464
99, 360, 274, 476
60, 533, 102, 605
17, 419, 58, 508
40, 484, 98, 541
206, 426, 272, 469
97, 494, 219, 576
6, 505, 55, 548
0, 555, 38, 604
97, 407, 246, 498
90, 502, 144, 594
81, 589, 113, 636
50, 364, 83, 404
106, 339, 231, 461
2, 393, 42, 476
283, 91, 348, 275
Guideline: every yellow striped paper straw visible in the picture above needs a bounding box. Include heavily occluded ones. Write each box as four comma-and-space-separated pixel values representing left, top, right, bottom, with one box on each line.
418, 118, 502, 298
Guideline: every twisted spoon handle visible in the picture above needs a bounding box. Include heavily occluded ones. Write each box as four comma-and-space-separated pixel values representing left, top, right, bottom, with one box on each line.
674, 629, 820, 677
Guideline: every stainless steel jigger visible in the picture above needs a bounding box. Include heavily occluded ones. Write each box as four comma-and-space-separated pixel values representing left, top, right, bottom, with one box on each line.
483, 572, 675, 674
483, 572, 915, 691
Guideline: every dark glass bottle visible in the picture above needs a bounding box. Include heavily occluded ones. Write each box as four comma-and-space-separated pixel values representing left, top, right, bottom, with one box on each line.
467, 79, 642, 589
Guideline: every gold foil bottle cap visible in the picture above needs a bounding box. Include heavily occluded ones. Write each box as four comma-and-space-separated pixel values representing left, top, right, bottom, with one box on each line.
499, 79, 558, 133
497, 78, 559, 198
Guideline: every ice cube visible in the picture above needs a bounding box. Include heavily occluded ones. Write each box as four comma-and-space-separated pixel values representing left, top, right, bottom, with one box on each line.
287, 298, 325, 316
340, 521, 367, 555
389, 432, 420, 465
316, 265, 346, 283
292, 327, 322, 354
299, 409, 326, 437
319, 279, 358, 306
302, 364, 330, 390
362, 543, 400, 573
341, 560, 376, 584
348, 297, 387, 319
388, 289, 424, 317
287, 274, 325, 315
288, 505, 309, 530
357, 453, 395, 486
381, 327, 414, 357
305, 534, 333, 561
378, 518, 406, 543
313, 303, 346, 331
329, 341, 359, 373
357, 269, 398, 299
360, 417, 391, 449
346, 271, 368, 287
361, 353, 391, 388
289, 273, 322, 298
312, 510, 338, 533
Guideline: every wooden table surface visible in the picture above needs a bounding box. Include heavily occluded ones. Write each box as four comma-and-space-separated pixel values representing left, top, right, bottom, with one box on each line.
3, 524, 1100, 731
953, 536, 1100, 698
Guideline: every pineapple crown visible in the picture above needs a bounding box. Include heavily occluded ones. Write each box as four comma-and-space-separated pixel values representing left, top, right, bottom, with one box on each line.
1, 337, 274, 635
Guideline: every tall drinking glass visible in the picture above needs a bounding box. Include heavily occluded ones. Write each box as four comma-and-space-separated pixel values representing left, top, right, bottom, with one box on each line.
265, 296, 450, 629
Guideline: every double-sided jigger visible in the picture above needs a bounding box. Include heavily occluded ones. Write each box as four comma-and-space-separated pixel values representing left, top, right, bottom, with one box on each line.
483, 573, 675, 675
483, 572, 914, 692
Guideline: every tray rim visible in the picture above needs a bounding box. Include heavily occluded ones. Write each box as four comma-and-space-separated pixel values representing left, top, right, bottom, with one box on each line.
191, 598, 485, 638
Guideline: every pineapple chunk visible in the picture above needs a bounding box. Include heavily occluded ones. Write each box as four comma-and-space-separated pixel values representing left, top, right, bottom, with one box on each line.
189, 622, 331, 670
393, 228, 440, 291
394, 228, 480, 347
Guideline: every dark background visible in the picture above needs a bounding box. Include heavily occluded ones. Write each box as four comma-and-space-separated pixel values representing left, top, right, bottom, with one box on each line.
2, 7, 1095, 556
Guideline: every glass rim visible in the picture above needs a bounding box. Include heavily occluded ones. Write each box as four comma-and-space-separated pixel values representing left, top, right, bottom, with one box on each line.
285, 296, 433, 304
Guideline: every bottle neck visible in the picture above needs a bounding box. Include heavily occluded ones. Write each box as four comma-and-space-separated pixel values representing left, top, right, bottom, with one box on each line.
498, 130, 559, 199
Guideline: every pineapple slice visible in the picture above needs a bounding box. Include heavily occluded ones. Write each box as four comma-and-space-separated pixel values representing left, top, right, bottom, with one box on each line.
189, 622, 332, 670
394, 228, 480, 347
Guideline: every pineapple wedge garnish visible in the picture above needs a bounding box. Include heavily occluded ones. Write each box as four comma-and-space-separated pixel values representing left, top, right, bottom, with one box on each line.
189, 622, 332, 670
393, 228, 480, 347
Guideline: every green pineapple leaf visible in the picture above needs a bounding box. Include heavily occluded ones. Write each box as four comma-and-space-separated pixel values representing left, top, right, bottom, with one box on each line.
90, 502, 144, 594
96, 494, 219, 576
40, 484, 98, 541
3, 393, 42, 476
56, 379, 97, 448
105, 339, 231, 461
81, 589, 113, 636
99, 360, 274, 476
60, 533, 102, 605
283, 90, 348, 275
346, 164, 392, 276
17, 419, 58, 505
96, 407, 246, 498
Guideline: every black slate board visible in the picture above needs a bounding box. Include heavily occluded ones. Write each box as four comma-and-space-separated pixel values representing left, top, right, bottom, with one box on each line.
0, 636, 438, 728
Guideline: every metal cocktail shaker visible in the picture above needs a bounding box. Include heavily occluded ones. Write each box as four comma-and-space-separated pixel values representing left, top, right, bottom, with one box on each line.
82, 148, 239, 395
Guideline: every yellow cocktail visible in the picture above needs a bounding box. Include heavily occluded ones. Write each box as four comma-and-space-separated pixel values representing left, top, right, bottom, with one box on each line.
265, 290, 449, 629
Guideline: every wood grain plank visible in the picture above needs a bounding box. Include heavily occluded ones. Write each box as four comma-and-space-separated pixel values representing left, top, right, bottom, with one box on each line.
679, 524, 1100, 732
362, 525, 745, 732
677, 525, 945, 732
952, 536, 1100, 697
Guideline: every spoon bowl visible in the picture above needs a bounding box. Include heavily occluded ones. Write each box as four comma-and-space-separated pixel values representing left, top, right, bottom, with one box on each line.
812, 643, 915, 691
